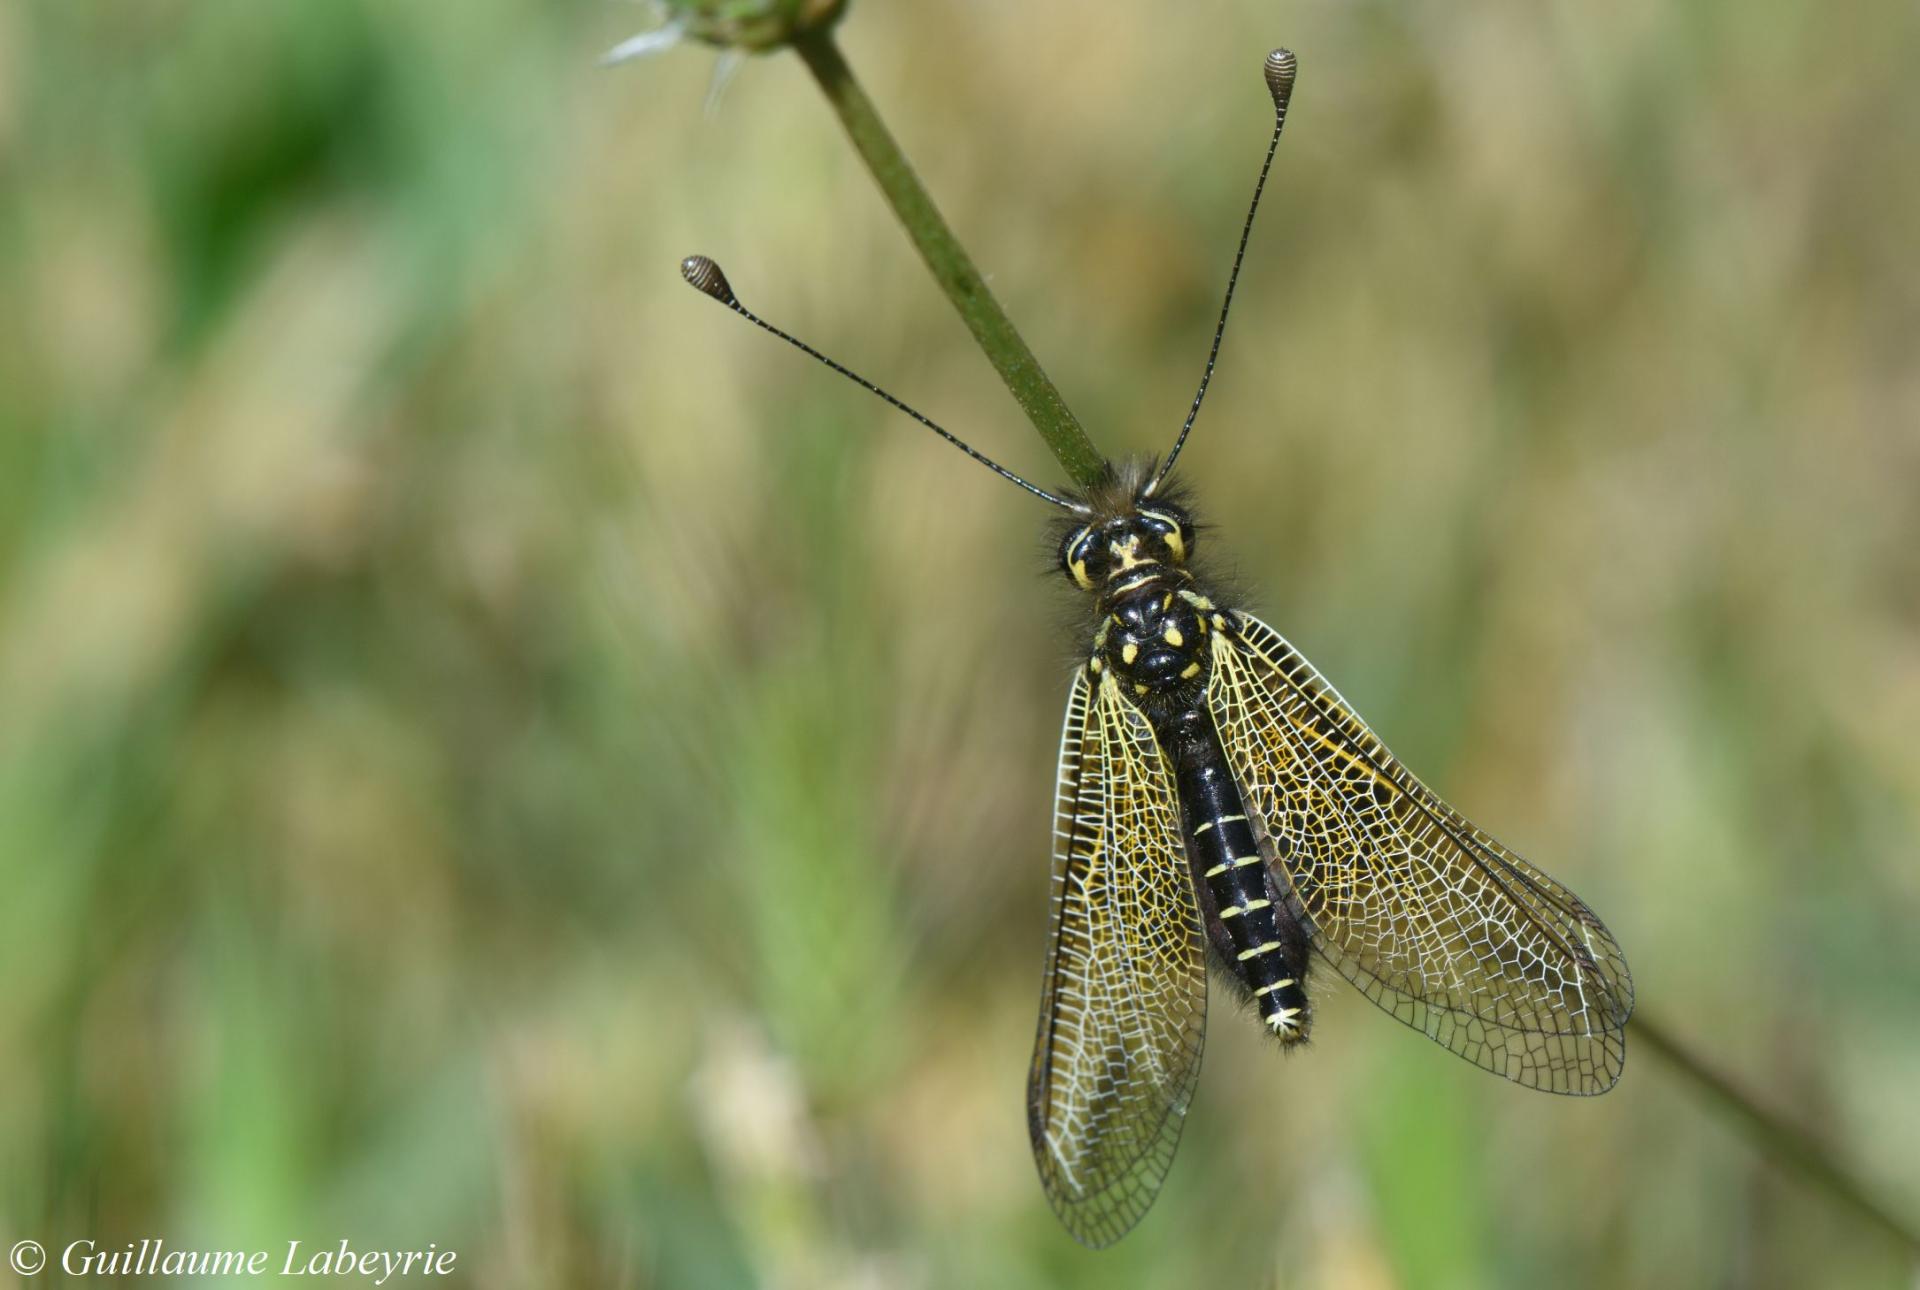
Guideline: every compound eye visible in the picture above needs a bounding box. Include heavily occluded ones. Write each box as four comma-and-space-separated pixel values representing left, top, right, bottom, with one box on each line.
1139, 509, 1194, 564
1061, 528, 1104, 590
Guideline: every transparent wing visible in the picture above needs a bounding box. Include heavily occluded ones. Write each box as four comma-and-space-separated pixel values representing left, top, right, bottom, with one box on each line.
1028, 667, 1208, 1247
1209, 612, 1633, 1094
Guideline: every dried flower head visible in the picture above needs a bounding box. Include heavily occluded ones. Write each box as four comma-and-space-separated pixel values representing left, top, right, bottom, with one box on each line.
605, 0, 845, 63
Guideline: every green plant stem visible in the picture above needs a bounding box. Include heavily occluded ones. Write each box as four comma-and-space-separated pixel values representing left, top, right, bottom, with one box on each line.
1633, 1010, 1919, 1254
792, 29, 1105, 488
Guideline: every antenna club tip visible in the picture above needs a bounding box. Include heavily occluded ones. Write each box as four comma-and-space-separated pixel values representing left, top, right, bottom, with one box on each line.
680, 255, 736, 305
1263, 49, 1297, 107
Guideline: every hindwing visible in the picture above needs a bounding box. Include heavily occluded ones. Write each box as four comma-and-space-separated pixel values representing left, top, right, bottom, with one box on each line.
1027, 667, 1208, 1247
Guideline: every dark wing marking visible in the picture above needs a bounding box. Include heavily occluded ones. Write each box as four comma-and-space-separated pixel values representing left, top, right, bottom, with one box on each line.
1028, 667, 1209, 1246
1208, 612, 1633, 1094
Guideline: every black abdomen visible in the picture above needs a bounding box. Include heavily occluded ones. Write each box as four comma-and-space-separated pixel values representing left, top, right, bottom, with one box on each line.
1155, 708, 1312, 1041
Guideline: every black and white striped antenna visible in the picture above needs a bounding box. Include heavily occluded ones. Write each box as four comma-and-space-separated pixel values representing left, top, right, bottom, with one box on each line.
682, 48, 1300, 508
678, 256, 1083, 511
1146, 49, 1298, 496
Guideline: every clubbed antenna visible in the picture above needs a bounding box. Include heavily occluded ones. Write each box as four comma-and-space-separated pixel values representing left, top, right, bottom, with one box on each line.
1146, 48, 1299, 496
678, 257, 1082, 511
1264, 46, 1297, 107
681, 255, 735, 303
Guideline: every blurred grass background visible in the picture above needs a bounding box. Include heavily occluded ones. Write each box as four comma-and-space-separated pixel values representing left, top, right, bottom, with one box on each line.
3, 0, 1918, 1286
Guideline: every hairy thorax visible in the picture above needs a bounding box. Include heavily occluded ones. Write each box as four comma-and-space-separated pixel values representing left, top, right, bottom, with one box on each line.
1092, 573, 1225, 710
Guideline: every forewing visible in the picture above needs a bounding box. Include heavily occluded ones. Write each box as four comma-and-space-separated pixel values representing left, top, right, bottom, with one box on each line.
1028, 667, 1208, 1247
1208, 612, 1633, 1094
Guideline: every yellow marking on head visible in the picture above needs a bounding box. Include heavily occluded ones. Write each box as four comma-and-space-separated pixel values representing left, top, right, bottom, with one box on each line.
1110, 535, 1148, 570
1180, 662, 1202, 680
1237, 941, 1282, 962
1204, 862, 1228, 876
1163, 625, 1184, 648
1121, 641, 1139, 666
